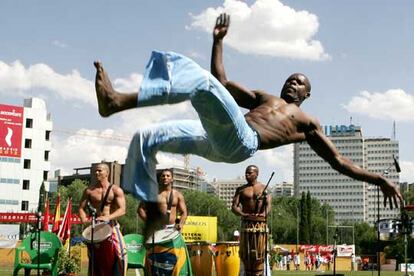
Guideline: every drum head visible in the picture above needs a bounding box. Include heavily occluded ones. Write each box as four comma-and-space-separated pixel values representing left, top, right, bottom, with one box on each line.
146, 228, 180, 244
82, 223, 112, 243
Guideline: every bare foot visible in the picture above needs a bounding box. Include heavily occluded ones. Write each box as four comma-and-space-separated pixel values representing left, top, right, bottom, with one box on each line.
94, 61, 121, 117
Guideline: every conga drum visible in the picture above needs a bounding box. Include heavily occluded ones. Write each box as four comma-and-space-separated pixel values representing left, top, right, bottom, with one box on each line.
82, 223, 115, 276
187, 241, 213, 276
214, 241, 240, 276
240, 216, 268, 275
146, 228, 192, 275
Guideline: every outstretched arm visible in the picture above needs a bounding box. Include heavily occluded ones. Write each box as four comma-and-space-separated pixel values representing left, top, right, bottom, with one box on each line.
305, 119, 403, 208
211, 13, 259, 109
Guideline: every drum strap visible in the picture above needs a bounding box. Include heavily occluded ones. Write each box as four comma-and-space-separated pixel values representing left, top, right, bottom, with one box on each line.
99, 184, 114, 215
166, 190, 174, 222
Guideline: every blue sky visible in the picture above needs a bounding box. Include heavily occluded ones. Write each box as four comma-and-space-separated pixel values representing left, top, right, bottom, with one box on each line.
1, 0, 413, 185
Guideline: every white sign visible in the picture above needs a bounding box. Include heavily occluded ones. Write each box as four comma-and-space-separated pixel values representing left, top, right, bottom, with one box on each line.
400, 263, 414, 272
337, 244, 355, 257
0, 224, 19, 248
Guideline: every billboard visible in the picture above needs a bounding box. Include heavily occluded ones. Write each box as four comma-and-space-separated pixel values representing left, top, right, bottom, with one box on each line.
0, 224, 19, 248
182, 216, 217, 243
0, 104, 24, 158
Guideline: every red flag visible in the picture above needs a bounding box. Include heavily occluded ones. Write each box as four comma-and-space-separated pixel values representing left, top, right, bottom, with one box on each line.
42, 198, 50, 231
57, 199, 72, 245
52, 194, 61, 233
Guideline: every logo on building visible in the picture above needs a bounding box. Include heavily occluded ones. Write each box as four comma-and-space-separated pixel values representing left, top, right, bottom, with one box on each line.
0, 104, 24, 158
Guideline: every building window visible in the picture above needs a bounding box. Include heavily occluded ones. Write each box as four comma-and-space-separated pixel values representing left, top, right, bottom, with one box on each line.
43, 171, 48, 181
26, 118, 33, 128
22, 180, 30, 190
44, 151, 49, 161
24, 139, 32, 149
23, 159, 31, 169
21, 200, 29, 211
45, 130, 51, 141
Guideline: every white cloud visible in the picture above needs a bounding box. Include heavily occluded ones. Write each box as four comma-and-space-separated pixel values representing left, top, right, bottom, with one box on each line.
52, 40, 68, 48
254, 145, 294, 182
189, 0, 329, 60
113, 73, 143, 92
0, 60, 95, 105
50, 128, 129, 175
51, 128, 186, 176
401, 160, 414, 184
343, 89, 414, 121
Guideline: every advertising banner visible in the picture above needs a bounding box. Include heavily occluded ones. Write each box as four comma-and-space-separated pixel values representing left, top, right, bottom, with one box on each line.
0, 104, 24, 158
337, 244, 355, 257
182, 216, 217, 243
0, 224, 20, 248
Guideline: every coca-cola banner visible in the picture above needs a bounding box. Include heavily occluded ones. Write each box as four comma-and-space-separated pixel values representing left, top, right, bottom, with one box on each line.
299, 244, 354, 257
0, 104, 24, 158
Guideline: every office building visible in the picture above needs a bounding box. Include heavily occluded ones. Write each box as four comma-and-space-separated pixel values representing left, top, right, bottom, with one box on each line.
0, 98, 52, 212
294, 124, 399, 224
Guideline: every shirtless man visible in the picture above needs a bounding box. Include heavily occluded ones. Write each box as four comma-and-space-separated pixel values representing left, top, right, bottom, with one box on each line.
232, 165, 271, 275
93, 13, 402, 216
232, 165, 271, 218
79, 163, 127, 276
137, 168, 188, 231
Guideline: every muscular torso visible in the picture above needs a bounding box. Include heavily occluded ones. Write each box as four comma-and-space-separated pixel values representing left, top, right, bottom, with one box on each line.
245, 92, 311, 149
86, 185, 118, 219
157, 189, 181, 225
238, 183, 267, 214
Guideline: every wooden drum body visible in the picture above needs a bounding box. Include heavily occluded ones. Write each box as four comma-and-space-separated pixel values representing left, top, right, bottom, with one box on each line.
240, 216, 268, 275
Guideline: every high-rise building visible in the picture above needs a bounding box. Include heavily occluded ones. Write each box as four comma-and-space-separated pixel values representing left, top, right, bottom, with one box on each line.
0, 98, 52, 212
212, 178, 245, 208
294, 124, 399, 224
273, 181, 294, 197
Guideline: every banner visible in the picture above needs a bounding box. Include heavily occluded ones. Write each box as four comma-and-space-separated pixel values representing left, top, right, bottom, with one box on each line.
400, 263, 414, 272
0, 212, 83, 224
182, 216, 217, 243
0, 224, 20, 248
337, 244, 355, 257
0, 104, 24, 158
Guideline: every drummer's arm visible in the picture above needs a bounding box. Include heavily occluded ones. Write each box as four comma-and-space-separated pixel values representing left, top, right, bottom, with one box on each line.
137, 202, 147, 221
177, 192, 187, 231
264, 193, 272, 216
79, 189, 89, 224
101, 186, 126, 221
231, 190, 247, 217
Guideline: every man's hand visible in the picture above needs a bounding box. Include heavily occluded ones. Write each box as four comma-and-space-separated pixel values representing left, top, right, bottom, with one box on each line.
378, 178, 403, 209
96, 215, 110, 222
213, 13, 230, 40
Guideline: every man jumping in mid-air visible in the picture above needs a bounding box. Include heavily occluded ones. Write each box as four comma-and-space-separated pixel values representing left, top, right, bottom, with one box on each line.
94, 14, 402, 230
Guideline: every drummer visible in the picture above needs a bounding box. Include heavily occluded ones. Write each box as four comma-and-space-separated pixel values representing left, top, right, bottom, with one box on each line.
137, 168, 188, 233
79, 163, 127, 276
232, 165, 271, 276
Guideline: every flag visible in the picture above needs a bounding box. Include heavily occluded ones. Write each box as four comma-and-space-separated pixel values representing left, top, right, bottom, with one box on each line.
52, 194, 61, 233
57, 199, 72, 247
42, 197, 50, 231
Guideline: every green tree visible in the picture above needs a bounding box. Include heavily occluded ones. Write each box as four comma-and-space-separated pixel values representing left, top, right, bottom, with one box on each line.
306, 191, 313, 244
118, 194, 143, 235
299, 192, 310, 244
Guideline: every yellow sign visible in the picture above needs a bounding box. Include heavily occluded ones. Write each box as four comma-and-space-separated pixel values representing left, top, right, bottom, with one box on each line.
182, 216, 217, 243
